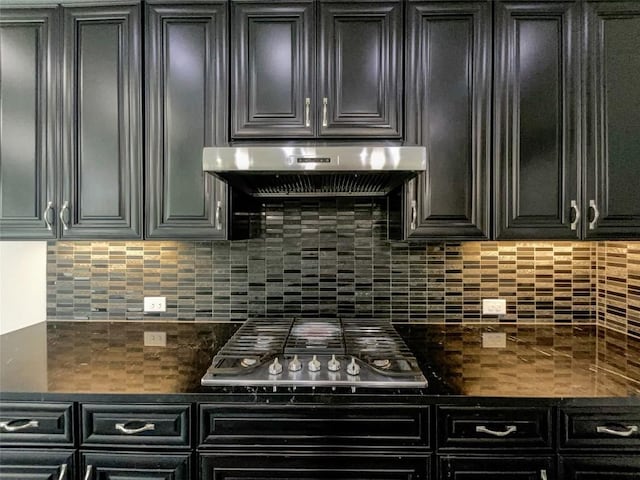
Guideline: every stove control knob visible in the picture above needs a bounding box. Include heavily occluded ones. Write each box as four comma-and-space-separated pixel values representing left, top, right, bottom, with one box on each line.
327, 354, 341, 372
268, 357, 283, 375
288, 355, 302, 372
308, 355, 321, 372
346, 357, 360, 376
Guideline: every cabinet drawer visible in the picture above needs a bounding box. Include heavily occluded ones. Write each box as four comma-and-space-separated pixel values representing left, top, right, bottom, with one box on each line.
81, 404, 191, 448
0, 449, 75, 478
0, 402, 74, 446
437, 406, 553, 450
560, 407, 640, 449
438, 454, 555, 480
199, 404, 429, 448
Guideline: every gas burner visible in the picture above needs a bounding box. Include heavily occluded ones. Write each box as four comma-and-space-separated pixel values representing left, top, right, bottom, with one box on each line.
241, 358, 258, 368
202, 317, 427, 390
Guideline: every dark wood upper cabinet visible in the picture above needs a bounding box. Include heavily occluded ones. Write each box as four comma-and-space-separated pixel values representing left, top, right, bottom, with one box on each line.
319, 1, 401, 138
231, 1, 315, 138
145, 3, 229, 239
230, 0, 401, 139
494, 1, 580, 239
584, 1, 640, 239
0, 8, 57, 240
404, 1, 491, 240
60, 5, 142, 239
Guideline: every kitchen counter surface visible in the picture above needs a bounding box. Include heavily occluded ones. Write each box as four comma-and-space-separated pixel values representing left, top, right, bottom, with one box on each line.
1, 320, 639, 398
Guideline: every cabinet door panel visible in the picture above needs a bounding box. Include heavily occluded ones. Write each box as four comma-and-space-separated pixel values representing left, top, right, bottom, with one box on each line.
61, 5, 142, 239
438, 455, 555, 480
585, 2, 640, 238
405, 2, 491, 239
495, 2, 579, 239
232, 2, 314, 138
146, 4, 228, 239
0, 9, 57, 239
81, 452, 190, 480
319, 2, 401, 137
201, 453, 430, 480
0, 449, 74, 480
560, 455, 640, 478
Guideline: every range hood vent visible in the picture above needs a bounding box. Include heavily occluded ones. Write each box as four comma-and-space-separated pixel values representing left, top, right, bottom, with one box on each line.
203, 146, 426, 197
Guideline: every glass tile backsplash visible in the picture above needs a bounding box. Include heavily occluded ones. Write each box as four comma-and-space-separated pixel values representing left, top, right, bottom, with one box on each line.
43, 198, 624, 325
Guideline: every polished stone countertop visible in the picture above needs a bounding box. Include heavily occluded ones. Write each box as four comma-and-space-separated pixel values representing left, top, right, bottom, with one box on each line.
1, 320, 639, 398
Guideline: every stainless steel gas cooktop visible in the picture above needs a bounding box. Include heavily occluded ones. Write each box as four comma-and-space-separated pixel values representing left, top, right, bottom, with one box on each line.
201, 317, 427, 390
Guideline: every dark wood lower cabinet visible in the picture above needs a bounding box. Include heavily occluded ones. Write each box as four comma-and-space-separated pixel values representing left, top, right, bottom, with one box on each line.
559, 455, 640, 478
437, 455, 554, 480
0, 449, 74, 480
80, 452, 190, 480
200, 452, 431, 480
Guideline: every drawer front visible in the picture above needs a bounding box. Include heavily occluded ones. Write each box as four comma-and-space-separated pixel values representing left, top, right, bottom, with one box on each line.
560, 407, 640, 449
81, 451, 190, 480
437, 406, 553, 450
0, 402, 74, 446
0, 449, 75, 478
199, 404, 429, 448
560, 455, 640, 477
200, 452, 431, 480
438, 455, 555, 480
81, 404, 191, 448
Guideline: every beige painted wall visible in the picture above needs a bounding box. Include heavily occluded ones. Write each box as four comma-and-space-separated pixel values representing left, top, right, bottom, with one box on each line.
0, 241, 47, 335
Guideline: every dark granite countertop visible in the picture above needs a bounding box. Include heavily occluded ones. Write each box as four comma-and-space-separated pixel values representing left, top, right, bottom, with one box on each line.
1, 320, 639, 398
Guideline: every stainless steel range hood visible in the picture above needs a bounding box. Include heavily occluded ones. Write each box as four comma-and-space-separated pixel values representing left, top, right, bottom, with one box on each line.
203, 146, 426, 197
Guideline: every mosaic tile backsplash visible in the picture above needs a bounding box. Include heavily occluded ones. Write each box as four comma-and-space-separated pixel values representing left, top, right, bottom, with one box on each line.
47, 199, 599, 324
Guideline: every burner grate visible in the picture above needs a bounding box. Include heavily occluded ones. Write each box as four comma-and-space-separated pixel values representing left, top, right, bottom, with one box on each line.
284, 318, 345, 355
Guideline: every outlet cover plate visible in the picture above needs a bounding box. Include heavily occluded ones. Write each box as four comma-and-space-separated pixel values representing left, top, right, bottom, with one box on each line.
144, 296, 166, 313
144, 331, 166, 347
482, 332, 507, 348
483, 298, 506, 315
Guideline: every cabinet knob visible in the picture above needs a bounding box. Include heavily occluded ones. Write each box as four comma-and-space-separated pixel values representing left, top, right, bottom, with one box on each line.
215, 200, 222, 230
59, 201, 70, 231
0, 419, 39, 432
83, 465, 93, 480
570, 199, 580, 231
322, 97, 328, 127
410, 200, 417, 230
589, 199, 600, 230
475, 425, 517, 437
57, 464, 68, 480
115, 422, 156, 435
44, 201, 54, 230
596, 425, 638, 437
305, 97, 311, 127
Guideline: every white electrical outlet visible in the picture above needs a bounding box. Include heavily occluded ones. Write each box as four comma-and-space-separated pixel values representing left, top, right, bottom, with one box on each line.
483, 298, 506, 315
144, 331, 166, 347
144, 296, 166, 313
482, 332, 507, 348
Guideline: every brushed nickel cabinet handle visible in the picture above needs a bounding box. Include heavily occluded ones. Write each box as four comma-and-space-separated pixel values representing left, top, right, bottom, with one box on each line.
596, 425, 638, 437
215, 200, 222, 230
570, 200, 580, 231
322, 97, 328, 127
589, 199, 599, 230
305, 97, 311, 127
410, 200, 417, 230
57, 464, 68, 480
83, 465, 93, 480
44, 201, 54, 230
59, 201, 69, 230
540, 469, 547, 480
0, 420, 39, 432
475, 425, 518, 437
115, 422, 156, 434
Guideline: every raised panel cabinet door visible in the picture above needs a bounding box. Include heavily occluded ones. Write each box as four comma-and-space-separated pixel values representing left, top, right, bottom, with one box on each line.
559, 455, 640, 478
0, 449, 75, 480
584, 2, 640, 239
146, 4, 229, 239
231, 1, 315, 138
405, 1, 491, 240
438, 455, 555, 480
60, 5, 142, 239
0, 8, 57, 240
319, 1, 401, 137
495, 1, 580, 239
80, 452, 190, 480
200, 453, 430, 480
